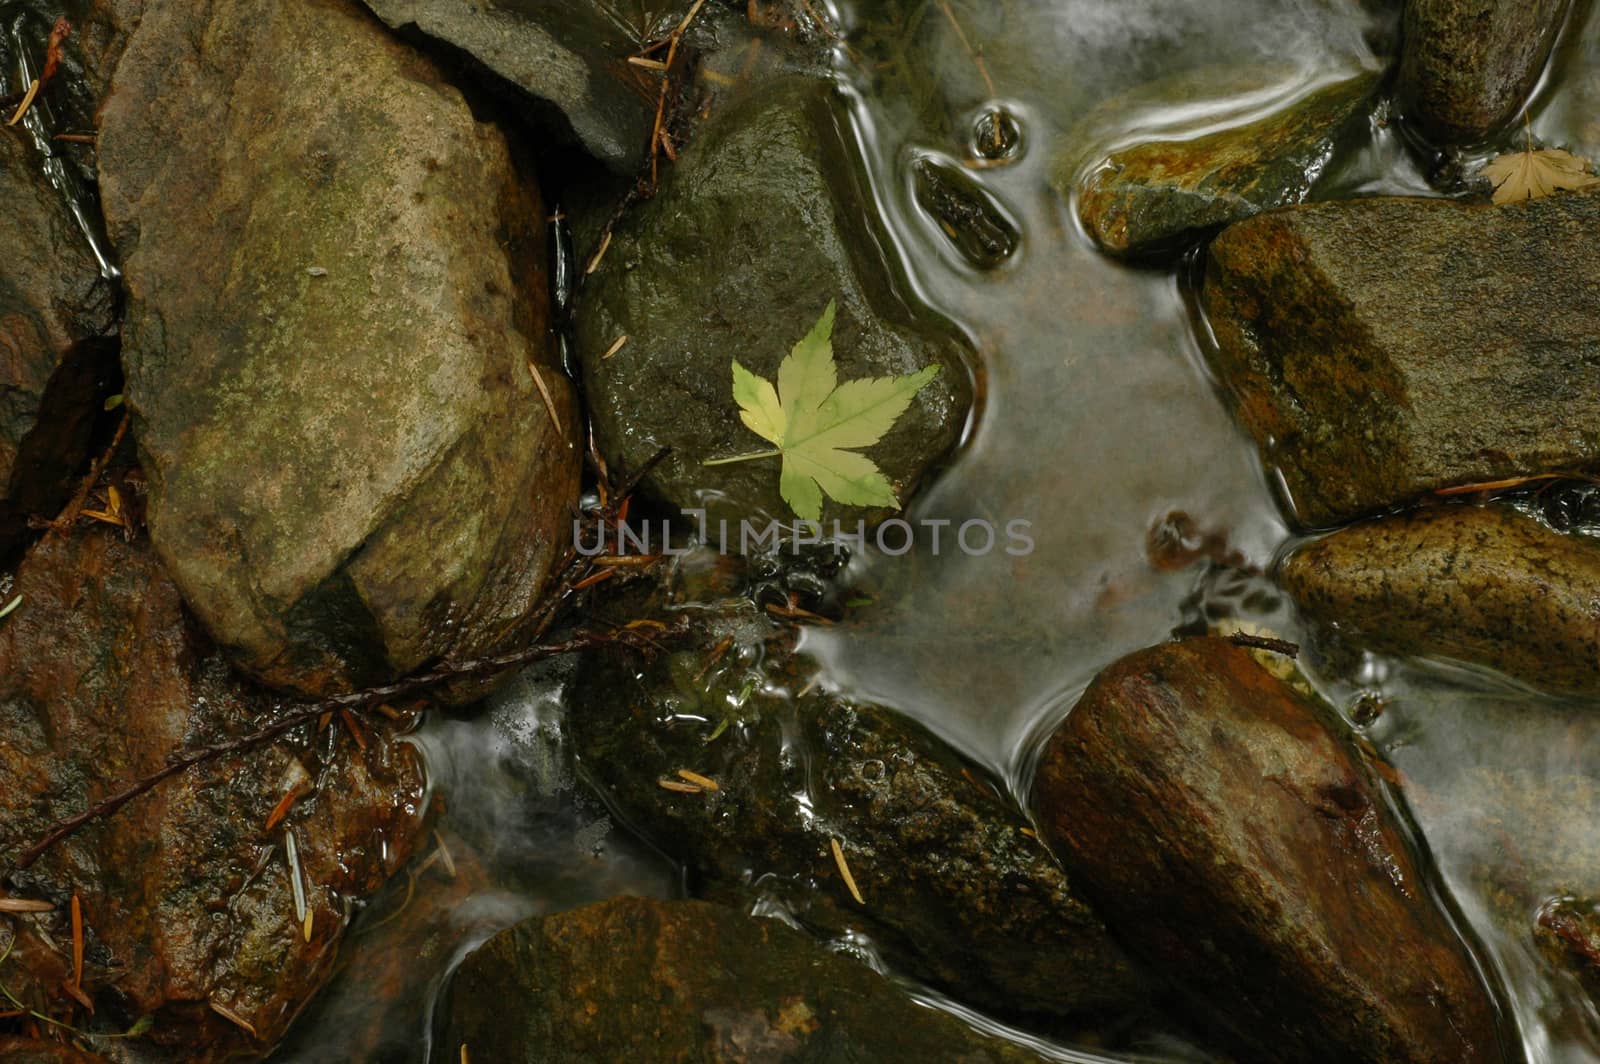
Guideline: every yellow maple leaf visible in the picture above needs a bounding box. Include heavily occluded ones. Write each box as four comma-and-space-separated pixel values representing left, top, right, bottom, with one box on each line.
1481, 143, 1600, 204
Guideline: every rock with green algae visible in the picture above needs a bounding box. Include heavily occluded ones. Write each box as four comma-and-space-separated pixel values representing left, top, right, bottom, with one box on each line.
97, 0, 580, 699
1032, 637, 1513, 1064
567, 585, 1149, 1023
1071, 74, 1377, 259
1399, 0, 1571, 145
575, 77, 972, 530
1281, 503, 1600, 696
437, 897, 1051, 1064
1202, 186, 1600, 527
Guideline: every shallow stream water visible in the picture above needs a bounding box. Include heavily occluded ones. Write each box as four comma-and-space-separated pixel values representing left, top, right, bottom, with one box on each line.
277, 1, 1600, 1060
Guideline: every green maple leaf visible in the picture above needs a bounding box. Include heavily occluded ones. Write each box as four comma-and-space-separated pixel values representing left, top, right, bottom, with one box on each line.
706, 301, 940, 523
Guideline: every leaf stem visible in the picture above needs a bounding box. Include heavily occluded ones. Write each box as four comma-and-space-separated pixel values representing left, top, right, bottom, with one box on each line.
702, 449, 781, 466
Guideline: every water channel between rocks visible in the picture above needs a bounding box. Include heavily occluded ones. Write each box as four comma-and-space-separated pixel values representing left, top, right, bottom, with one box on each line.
85, 0, 1600, 1060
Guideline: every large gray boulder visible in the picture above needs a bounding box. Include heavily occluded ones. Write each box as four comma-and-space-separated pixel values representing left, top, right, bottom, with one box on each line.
97, 0, 580, 698
1202, 188, 1600, 527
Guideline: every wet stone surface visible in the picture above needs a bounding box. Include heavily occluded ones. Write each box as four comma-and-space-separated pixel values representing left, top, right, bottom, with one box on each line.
1202, 186, 1600, 527
1282, 502, 1600, 697
1071, 74, 1377, 259
568, 582, 1150, 1024
438, 896, 1051, 1063
97, 0, 580, 699
576, 77, 973, 529
0, 527, 427, 1061
1399, 0, 1571, 145
1032, 637, 1511, 1064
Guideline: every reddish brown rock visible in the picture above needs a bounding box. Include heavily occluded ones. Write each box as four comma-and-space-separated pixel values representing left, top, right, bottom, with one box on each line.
0, 527, 427, 1060
1032, 637, 1513, 1064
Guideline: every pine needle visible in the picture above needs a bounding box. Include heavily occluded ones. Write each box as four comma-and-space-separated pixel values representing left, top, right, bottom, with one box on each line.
527, 360, 564, 436
6, 79, 39, 127
830, 838, 864, 905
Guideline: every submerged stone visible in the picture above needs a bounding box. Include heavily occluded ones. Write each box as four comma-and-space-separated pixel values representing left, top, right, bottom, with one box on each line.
0, 131, 118, 562
912, 155, 1019, 269
98, 0, 580, 698
576, 77, 972, 529
1072, 74, 1377, 259
1399, 0, 1570, 145
1282, 503, 1600, 695
439, 897, 1049, 1063
0, 527, 427, 1061
1033, 637, 1511, 1064
1202, 187, 1600, 527
568, 586, 1149, 1022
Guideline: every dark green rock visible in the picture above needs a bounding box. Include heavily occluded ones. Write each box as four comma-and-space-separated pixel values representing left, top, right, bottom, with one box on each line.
576, 77, 972, 529
437, 897, 1049, 1063
1071, 74, 1377, 259
1201, 187, 1600, 527
1032, 637, 1512, 1064
568, 587, 1149, 1022
97, 0, 581, 698
1281, 503, 1600, 696
0, 130, 117, 562
1399, 0, 1571, 145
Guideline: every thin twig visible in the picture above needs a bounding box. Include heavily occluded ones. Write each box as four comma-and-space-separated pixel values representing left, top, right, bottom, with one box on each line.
44, 414, 128, 535
1227, 632, 1300, 658
10, 620, 689, 870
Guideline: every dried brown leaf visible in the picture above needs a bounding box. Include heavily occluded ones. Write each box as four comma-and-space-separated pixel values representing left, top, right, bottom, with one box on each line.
1482, 146, 1600, 204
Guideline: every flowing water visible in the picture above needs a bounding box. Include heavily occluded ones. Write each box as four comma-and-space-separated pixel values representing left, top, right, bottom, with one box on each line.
273, 1, 1600, 1060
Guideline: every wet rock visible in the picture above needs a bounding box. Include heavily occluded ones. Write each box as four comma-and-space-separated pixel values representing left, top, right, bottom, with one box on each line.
0, 527, 427, 1061
1281, 503, 1600, 695
359, 0, 730, 172
569, 586, 1148, 1022
1399, 0, 1570, 145
1032, 637, 1511, 1064
1202, 187, 1600, 527
1072, 75, 1377, 259
0, 130, 118, 561
97, 0, 581, 698
912, 155, 1019, 269
1537, 897, 1600, 1001
576, 78, 972, 529
439, 898, 1049, 1064
0, 1040, 106, 1064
